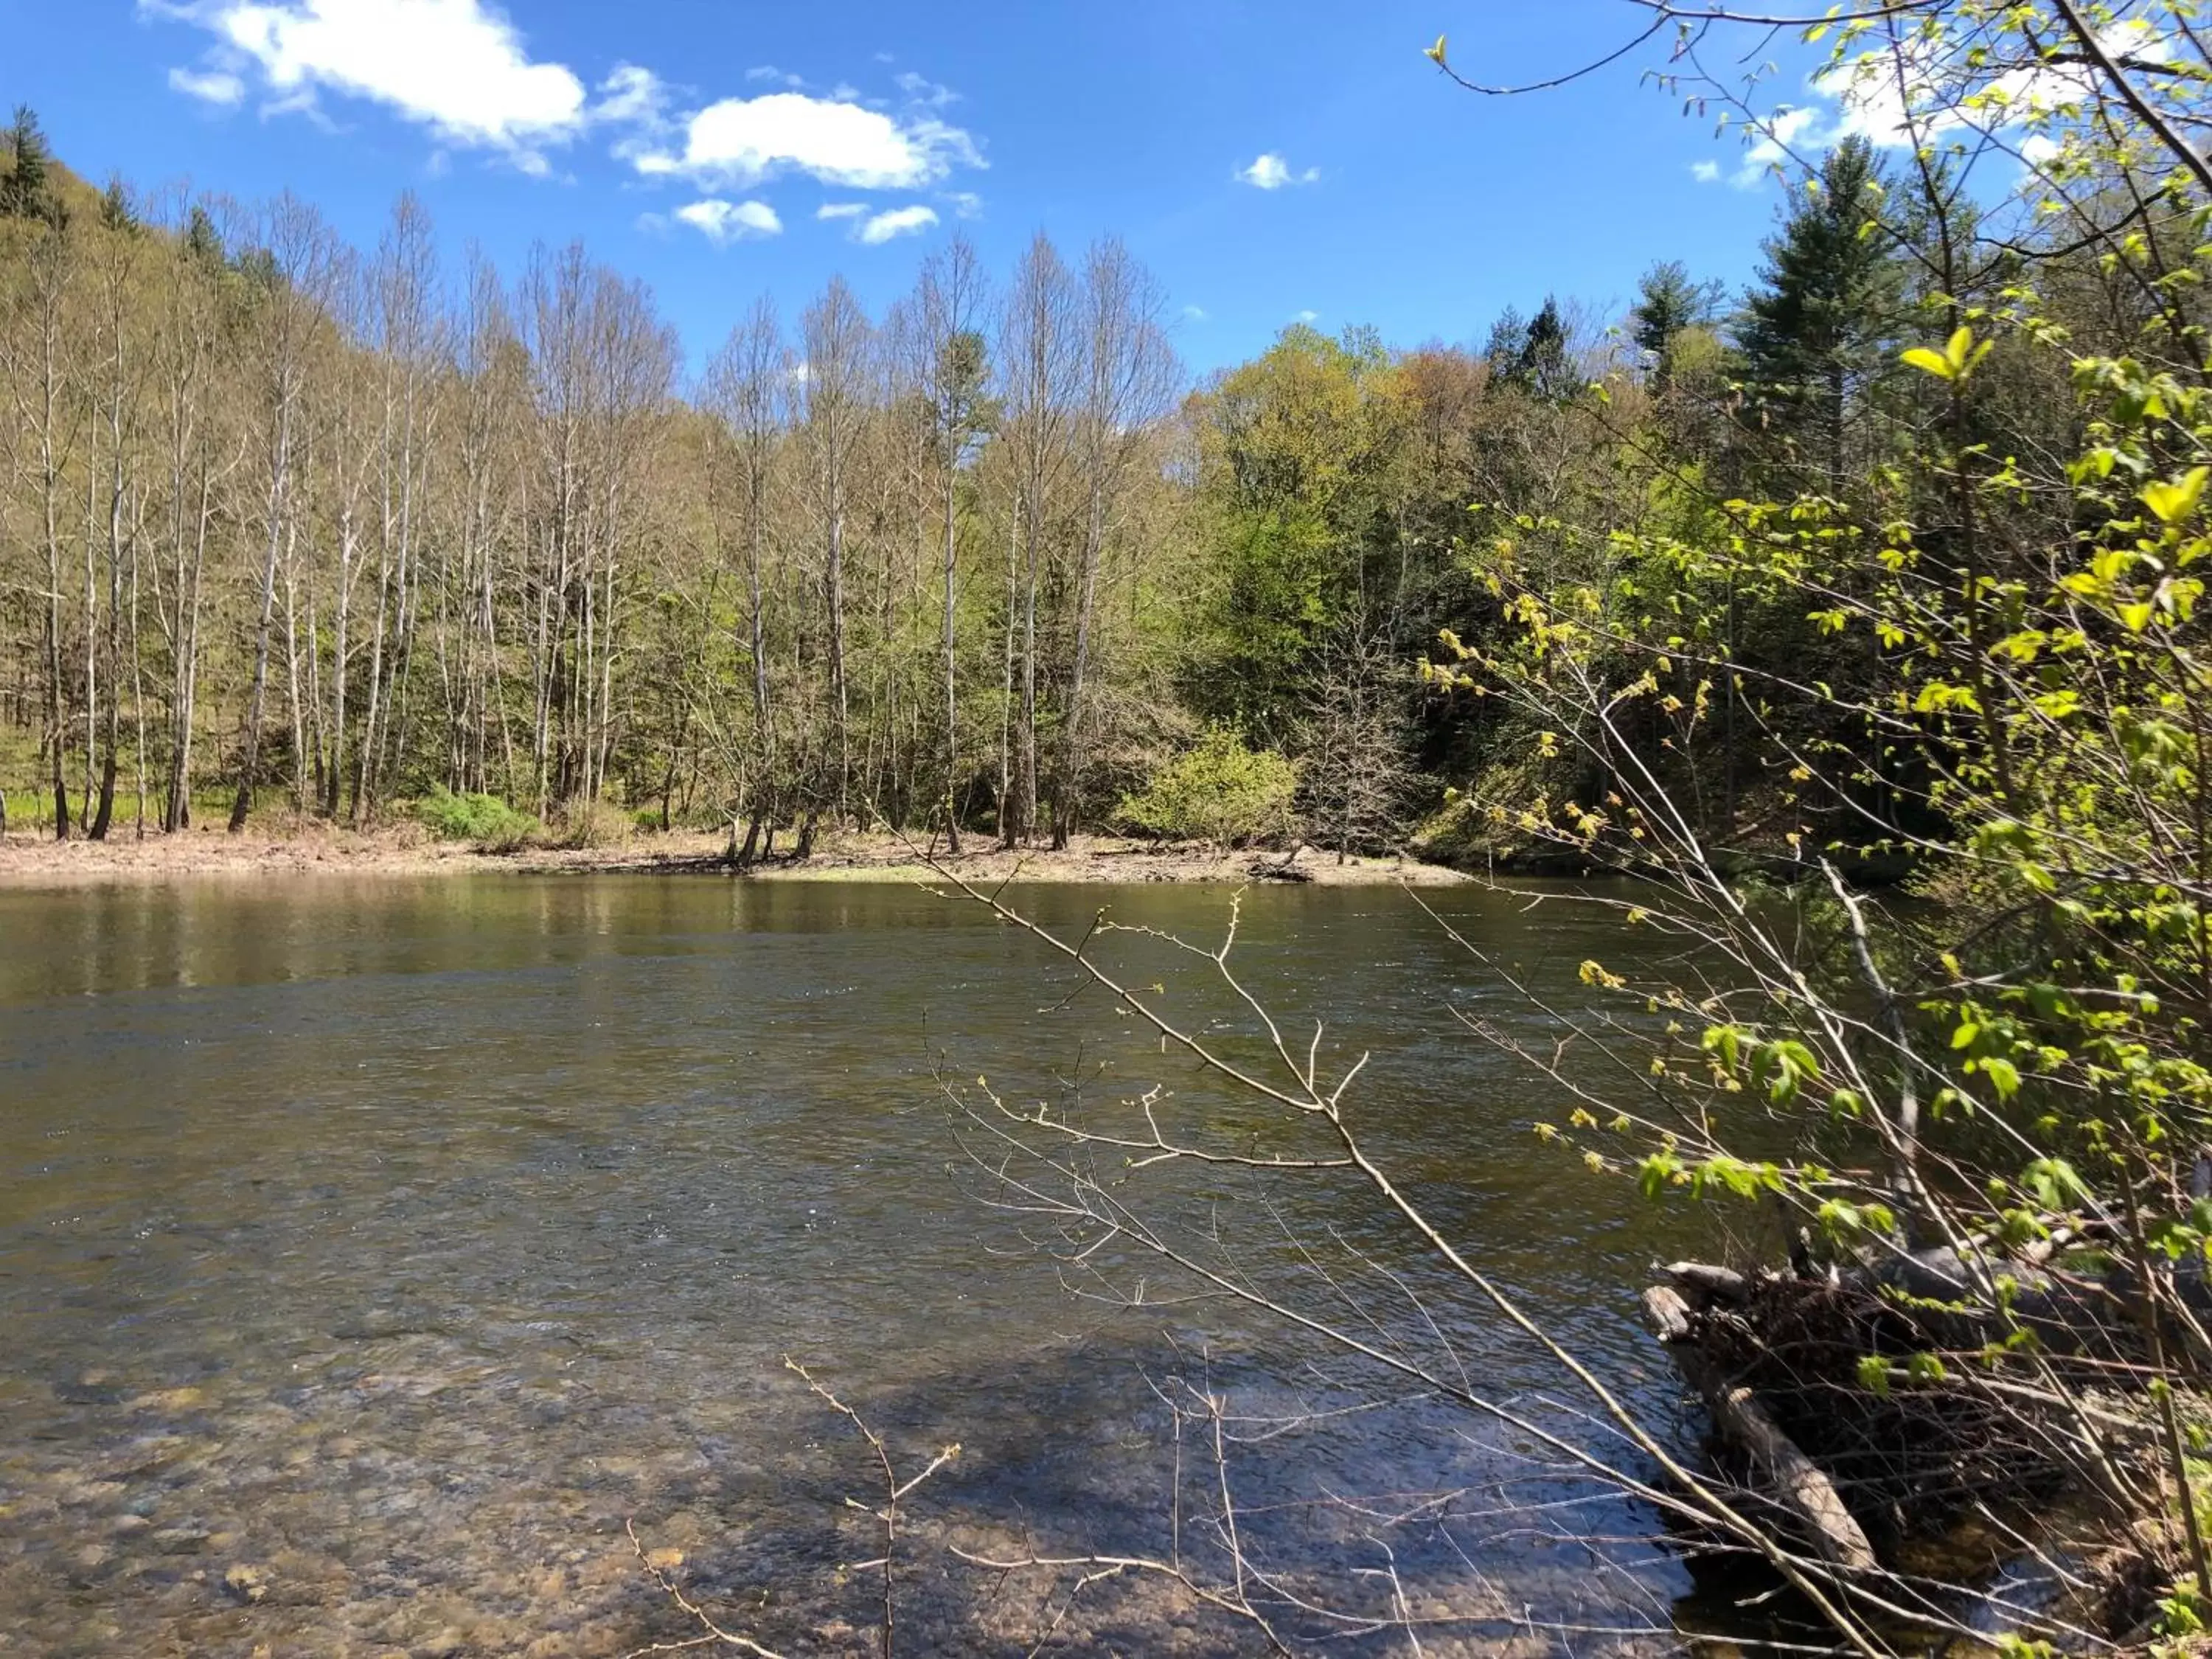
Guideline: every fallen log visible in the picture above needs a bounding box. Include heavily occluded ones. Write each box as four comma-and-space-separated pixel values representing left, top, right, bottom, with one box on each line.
1643, 1285, 1879, 1573
1660, 1262, 1750, 1304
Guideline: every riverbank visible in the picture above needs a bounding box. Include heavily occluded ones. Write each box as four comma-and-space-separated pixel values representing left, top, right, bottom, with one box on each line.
0, 823, 1470, 888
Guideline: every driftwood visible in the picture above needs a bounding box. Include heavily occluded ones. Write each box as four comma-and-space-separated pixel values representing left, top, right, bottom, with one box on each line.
1249, 844, 1314, 883
1643, 1284, 1879, 1573
1660, 1261, 1749, 1302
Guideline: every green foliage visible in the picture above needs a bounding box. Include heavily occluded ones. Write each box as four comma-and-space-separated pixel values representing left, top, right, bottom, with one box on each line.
414, 787, 540, 852
98, 177, 136, 236
1412, 16, 2212, 1607
1734, 136, 1910, 494
0, 105, 59, 226
1117, 728, 1299, 846
1492, 296, 1575, 400
1632, 260, 1725, 386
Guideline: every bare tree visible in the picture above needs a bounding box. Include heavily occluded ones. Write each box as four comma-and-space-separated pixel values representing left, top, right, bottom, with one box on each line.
1302, 625, 1412, 862
83, 184, 148, 838
799, 277, 872, 838
995, 235, 1079, 848
4, 216, 83, 837
147, 192, 232, 833
448, 246, 525, 797
349, 193, 440, 824
229, 192, 337, 832
909, 234, 990, 850
1051, 238, 1176, 848
703, 300, 790, 858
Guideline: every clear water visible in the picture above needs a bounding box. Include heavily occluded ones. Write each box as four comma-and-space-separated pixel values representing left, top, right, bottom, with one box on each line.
0, 876, 1719, 1655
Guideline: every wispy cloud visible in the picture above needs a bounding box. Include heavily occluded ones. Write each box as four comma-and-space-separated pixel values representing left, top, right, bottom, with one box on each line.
169, 64, 246, 106
1237, 152, 1320, 189
1689, 159, 1721, 184
674, 198, 783, 243
816, 201, 869, 220
894, 70, 957, 109
854, 203, 938, 244
1181, 304, 1209, 323
593, 62, 666, 127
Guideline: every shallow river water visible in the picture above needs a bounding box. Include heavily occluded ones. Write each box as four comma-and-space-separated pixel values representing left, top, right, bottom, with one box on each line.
0, 876, 1726, 1656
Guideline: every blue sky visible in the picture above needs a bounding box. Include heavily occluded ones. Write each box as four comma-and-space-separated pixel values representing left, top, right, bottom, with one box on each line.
10, 1, 1822, 379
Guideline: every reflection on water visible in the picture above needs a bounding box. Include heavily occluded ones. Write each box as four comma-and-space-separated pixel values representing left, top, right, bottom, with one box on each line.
0, 877, 1713, 1654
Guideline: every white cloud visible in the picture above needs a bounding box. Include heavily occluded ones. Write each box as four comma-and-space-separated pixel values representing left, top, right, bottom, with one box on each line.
155, 0, 588, 167
1181, 304, 1208, 323
1689, 159, 1721, 184
1237, 152, 1319, 189
1813, 28, 2143, 150
1711, 24, 2149, 191
634, 91, 980, 189
152, 5, 995, 199
675, 198, 783, 243
855, 204, 938, 244
942, 189, 983, 220
816, 201, 869, 220
1293, 308, 1319, 324
2020, 133, 2062, 168
170, 64, 246, 105
1729, 104, 1823, 187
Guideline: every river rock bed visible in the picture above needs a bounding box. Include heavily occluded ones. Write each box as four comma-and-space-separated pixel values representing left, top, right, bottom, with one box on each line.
0, 877, 1709, 1655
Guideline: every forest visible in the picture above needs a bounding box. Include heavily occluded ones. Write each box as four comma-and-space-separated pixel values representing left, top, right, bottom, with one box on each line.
0, 91, 2042, 870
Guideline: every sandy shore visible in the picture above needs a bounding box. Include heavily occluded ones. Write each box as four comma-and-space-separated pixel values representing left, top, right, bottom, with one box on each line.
0, 824, 1468, 888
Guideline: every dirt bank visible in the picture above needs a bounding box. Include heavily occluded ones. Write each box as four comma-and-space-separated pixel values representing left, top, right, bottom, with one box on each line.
0, 824, 1468, 889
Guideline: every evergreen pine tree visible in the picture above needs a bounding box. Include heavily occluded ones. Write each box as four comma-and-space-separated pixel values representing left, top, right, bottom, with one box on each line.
1481, 305, 1526, 380
1631, 260, 1725, 387
1515, 296, 1571, 399
184, 204, 225, 265
1733, 136, 1909, 498
100, 176, 136, 235
1488, 298, 1573, 399
1, 105, 55, 222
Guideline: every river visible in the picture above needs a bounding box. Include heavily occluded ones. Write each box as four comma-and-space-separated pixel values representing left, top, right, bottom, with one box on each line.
0, 875, 1728, 1655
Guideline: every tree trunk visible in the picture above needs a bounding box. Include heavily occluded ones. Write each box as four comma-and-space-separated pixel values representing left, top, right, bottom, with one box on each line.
1051, 484, 1106, 850
232, 393, 293, 834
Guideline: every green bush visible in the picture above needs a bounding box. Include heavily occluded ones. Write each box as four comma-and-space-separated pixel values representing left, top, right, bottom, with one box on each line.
1118, 728, 1299, 846
414, 786, 540, 852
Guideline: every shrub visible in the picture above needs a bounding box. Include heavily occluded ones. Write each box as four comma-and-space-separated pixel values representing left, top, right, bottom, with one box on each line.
1117, 728, 1299, 846
414, 786, 540, 852
552, 799, 631, 851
